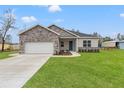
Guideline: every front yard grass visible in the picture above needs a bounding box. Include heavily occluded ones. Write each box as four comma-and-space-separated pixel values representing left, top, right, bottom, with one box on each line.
0, 51, 16, 59
23, 49, 124, 88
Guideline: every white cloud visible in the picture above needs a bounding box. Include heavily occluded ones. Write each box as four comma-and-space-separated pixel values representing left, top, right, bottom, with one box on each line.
120, 13, 124, 17
54, 19, 64, 23
48, 5, 61, 13
21, 16, 37, 23
35, 5, 62, 13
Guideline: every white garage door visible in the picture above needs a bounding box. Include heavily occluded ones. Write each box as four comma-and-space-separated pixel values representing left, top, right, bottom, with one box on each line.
25, 42, 54, 54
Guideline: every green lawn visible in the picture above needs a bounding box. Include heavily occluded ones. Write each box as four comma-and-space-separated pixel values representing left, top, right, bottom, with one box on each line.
0, 51, 16, 59
23, 49, 124, 88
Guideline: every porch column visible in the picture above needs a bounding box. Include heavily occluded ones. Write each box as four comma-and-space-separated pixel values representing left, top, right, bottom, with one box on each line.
58, 38, 60, 53
76, 38, 78, 52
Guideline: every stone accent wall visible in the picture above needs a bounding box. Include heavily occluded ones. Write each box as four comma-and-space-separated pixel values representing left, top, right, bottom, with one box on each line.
48, 25, 76, 37
19, 25, 59, 54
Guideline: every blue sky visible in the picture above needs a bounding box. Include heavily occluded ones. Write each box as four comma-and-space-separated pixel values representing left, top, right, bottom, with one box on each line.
0, 5, 124, 43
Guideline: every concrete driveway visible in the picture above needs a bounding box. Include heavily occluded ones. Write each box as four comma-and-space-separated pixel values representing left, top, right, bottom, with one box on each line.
0, 54, 51, 88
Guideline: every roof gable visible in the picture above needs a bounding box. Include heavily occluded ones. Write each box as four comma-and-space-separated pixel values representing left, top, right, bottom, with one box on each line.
48, 24, 79, 37
19, 24, 60, 35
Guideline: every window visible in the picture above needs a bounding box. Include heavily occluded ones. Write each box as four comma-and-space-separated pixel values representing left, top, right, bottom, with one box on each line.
83, 40, 91, 47
88, 40, 91, 47
61, 41, 64, 47
83, 40, 87, 47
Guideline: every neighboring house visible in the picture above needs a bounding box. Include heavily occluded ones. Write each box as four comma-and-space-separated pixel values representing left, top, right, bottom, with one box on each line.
0, 35, 19, 51
19, 24, 99, 54
117, 41, 124, 49
102, 40, 124, 49
0, 38, 10, 50
10, 43, 19, 50
102, 41, 116, 48
0, 43, 10, 50
0, 43, 19, 51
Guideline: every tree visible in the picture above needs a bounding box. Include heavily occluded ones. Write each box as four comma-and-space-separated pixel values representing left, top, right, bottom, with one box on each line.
0, 9, 16, 51
5, 34, 12, 44
117, 33, 121, 40
93, 32, 98, 37
116, 33, 124, 40
103, 36, 113, 42
121, 35, 124, 40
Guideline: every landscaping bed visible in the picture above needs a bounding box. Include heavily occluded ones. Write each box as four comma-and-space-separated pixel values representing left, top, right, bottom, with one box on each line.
55, 50, 72, 55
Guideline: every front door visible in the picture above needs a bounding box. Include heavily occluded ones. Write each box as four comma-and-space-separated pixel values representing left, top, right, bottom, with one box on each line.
69, 41, 73, 51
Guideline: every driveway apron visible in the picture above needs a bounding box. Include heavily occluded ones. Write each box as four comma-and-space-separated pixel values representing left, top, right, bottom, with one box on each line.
0, 54, 50, 88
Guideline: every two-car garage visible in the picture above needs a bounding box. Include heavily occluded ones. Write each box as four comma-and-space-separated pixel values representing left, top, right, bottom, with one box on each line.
19, 25, 59, 54
24, 42, 54, 54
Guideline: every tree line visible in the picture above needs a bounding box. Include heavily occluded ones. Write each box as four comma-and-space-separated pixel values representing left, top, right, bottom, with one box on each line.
93, 32, 124, 41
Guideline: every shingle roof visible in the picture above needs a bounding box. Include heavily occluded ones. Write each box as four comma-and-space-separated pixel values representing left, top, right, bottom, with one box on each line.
48, 24, 78, 37
19, 24, 98, 38
68, 30, 97, 37
48, 24, 98, 38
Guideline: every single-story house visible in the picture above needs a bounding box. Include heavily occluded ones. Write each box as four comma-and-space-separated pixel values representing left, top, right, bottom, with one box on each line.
102, 40, 124, 49
19, 24, 99, 54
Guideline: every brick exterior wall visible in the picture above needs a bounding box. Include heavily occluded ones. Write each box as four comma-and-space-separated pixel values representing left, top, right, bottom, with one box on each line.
19, 25, 59, 54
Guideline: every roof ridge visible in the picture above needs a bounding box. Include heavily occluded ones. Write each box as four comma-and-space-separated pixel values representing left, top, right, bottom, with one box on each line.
68, 30, 97, 37
69, 30, 92, 35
